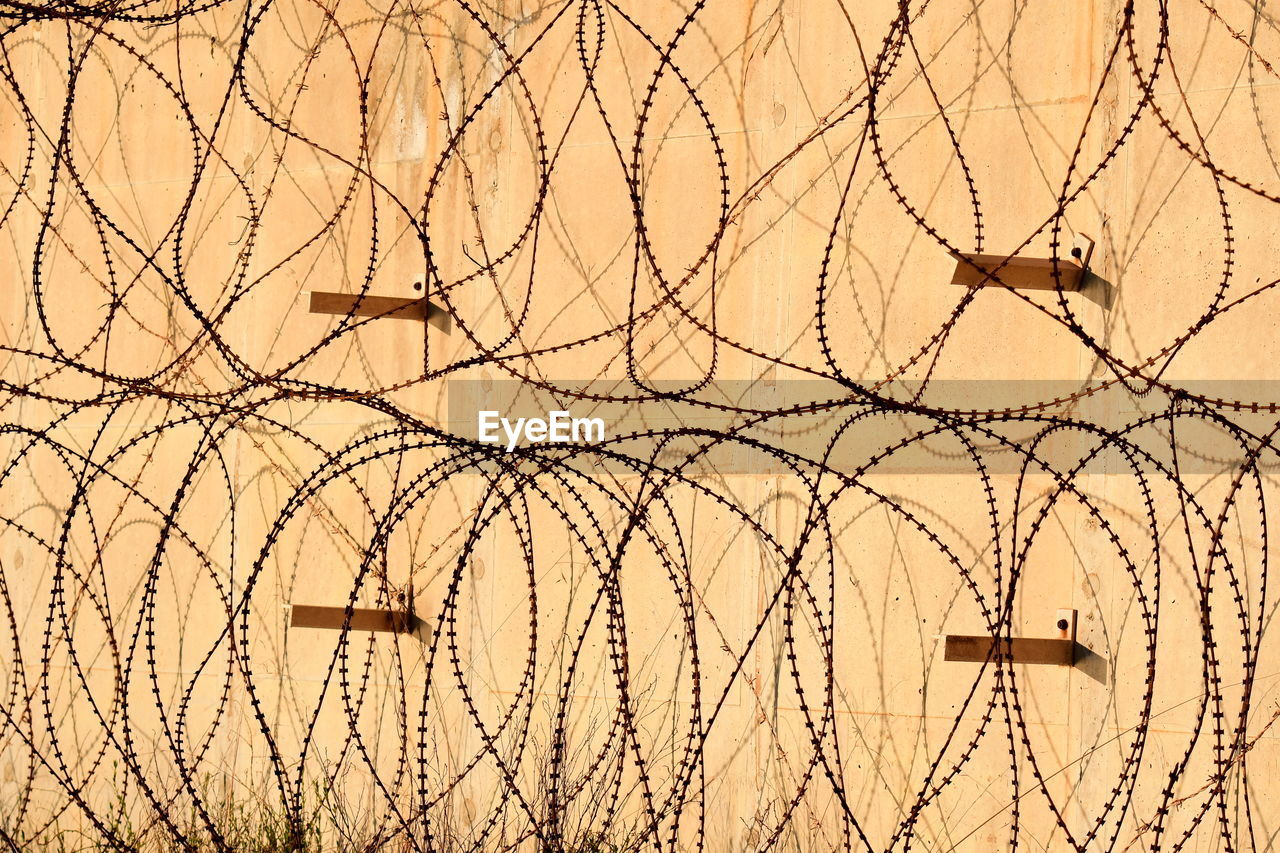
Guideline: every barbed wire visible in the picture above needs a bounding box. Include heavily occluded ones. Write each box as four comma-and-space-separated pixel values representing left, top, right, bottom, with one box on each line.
2, 0, 1279, 850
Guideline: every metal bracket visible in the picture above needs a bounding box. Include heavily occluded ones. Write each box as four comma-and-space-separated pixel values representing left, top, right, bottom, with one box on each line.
950, 233, 1095, 292
944, 609, 1078, 666
289, 604, 418, 633
309, 290, 451, 332
288, 582, 423, 636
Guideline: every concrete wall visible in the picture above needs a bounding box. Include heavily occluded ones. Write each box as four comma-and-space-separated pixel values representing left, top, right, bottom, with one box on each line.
3, 0, 1280, 850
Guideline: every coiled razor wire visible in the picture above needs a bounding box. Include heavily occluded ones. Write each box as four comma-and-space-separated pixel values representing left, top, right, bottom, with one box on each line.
1, 0, 1280, 850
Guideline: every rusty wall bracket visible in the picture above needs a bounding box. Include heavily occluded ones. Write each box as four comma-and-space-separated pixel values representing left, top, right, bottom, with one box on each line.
289, 604, 419, 633
944, 609, 1078, 666
289, 582, 423, 636
309, 291, 451, 332
950, 234, 1095, 292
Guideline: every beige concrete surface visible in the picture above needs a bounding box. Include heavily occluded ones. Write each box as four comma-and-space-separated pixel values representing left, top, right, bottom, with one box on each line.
3, 0, 1280, 850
